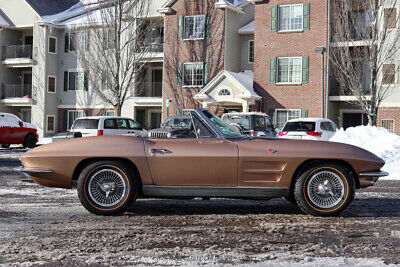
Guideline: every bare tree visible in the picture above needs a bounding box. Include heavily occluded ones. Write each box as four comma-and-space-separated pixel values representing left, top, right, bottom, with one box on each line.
330, 0, 400, 125
75, 0, 152, 116
163, 0, 225, 114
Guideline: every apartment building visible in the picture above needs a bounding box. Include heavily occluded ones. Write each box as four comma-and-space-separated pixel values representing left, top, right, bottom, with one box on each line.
0, 0, 165, 136
1, 0, 399, 136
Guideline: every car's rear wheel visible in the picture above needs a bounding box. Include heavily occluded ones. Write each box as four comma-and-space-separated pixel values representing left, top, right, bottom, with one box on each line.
294, 163, 355, 217
77, 161, 137, 215
23, 133, 37, 148
1, 144, 10, 148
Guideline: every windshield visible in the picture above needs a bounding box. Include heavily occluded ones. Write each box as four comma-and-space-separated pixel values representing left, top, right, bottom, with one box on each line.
202, 110, 246, 138
223, 115, 251, 131
283, 121, 316, 132
163, 117, 191, 127
72, 119, 99, 130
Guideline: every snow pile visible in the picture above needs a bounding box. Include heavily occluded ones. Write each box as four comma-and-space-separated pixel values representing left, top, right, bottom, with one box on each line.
330, 126, 400, 180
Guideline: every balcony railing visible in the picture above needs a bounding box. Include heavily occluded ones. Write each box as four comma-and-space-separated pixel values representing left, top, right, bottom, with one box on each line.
135, 82, 162, 97
2, 45, 33, 60
1, 84, 32, 99
136, 42, 164, 54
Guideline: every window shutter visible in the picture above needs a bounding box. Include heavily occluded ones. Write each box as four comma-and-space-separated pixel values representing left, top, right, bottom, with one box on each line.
176, 109, 182, 116
63, 110, 68, 131
64, 72, 68, 91
100, 110, 106, 116
303, 3, 310, 30
271, 6, 278, 32
65, 33, 69, 52
302, 56, 309, 84
84, 72, 89, 91
203, 62, 209, 85
301, 109, 308, 118
176, 63, 183, 87
269, 58, 277, 84
177, 17, 183, 40
205, 15, 211, 39
268, 109, 276, 124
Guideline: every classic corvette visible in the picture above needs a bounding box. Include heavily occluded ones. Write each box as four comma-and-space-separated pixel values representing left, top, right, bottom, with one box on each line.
18, 109, 388, 216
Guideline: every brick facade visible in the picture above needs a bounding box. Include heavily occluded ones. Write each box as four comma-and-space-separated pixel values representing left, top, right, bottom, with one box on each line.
377, 107, 400, 134
162, 0, 225, 120
253, 0, 329, 119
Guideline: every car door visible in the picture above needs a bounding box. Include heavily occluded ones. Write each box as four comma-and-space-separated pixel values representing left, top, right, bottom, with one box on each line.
0, 114, 10, 144
127, 119, 144, 135
7, 114, 25, 143
103, 119, 118, 135
144, 113, 238, 186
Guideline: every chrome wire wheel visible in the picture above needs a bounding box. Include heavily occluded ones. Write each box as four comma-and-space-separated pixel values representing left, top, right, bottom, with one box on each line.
87, 169, 127, 207
306, 171, 345, 209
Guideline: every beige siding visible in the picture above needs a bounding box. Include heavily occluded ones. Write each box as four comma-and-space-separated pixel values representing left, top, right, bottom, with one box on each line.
0, 0, 40, 27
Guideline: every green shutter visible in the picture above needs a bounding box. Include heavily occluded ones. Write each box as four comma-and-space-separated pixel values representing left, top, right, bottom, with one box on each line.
205, 15, 211, 39
203, 62, 209, 85
63, 110, 68, 131
271, 6, 278, 32
301, 109, 308, 118
64, 72, 68, 91
84, 72, 89, 91
100, 110, 106, 116
303, 3, 310, 30
177, 17, 183, 40
302, 56, 309, 84
268, 109, 276, 124
65, 33, 69, 52
176, 109, 182, 116
176, 63, 183, 87
269, 58, 277, 84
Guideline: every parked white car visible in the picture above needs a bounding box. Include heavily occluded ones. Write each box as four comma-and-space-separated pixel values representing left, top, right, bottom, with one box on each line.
278, 118, 338, 141
71, 116, 147, 137
221, 112, 277, 137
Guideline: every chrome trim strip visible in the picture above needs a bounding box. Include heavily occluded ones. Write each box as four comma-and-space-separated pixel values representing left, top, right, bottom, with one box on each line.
142, 185, 289, 198
14, 168, 53, 174
359, 172, 389, 177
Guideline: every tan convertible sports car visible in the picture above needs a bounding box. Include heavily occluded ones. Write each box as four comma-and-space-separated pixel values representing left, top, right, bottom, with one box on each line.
18, 109, 388, 216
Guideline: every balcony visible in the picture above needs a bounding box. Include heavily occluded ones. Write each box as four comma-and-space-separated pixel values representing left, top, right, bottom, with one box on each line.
2, 45, 33, 68
1, 84, 33, 106
133, 82, 163, 106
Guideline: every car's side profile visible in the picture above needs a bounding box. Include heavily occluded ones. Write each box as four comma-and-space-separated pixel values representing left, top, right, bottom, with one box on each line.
19, 109, 388, 217
279, 118, 339, 141
71, 116, 147, 137
0, 113, 38, 148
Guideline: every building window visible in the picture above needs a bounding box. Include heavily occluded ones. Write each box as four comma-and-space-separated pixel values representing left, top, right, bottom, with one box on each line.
383, 64, 396, 85
249, 40, 254, 63
48, 37, 57, 54
277, 57, 302, 83
65, 31, 86, 52
68, 110, 86, 129
68, 72, 85, 90
276, 109, 301, 129
384, 8, 397, 29
106, 110, 115, 116
183, 63, 204, 86
184, 15, 206, 40
219, 89, 231, 96
382, 119, 395, 132
47, 115, 55, 133
279, 4, 303, 32
48, 76, 56, 93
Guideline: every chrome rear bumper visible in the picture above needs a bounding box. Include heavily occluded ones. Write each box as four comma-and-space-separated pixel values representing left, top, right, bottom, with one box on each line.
359, 171, 389, 188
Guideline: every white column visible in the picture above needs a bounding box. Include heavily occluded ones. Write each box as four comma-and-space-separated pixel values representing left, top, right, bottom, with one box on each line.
202, 102, 209, 109
242, 102, 249, 113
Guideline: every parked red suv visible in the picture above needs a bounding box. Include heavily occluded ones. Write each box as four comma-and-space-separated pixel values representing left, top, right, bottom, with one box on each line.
0, 113, 38, 148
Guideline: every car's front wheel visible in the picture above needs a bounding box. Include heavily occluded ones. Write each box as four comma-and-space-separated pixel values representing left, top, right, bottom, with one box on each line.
294, 163, 355, 217
77, 161, 137, 215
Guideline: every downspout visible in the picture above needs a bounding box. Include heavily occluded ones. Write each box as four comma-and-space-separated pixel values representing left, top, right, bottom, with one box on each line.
325, 0, 331, 118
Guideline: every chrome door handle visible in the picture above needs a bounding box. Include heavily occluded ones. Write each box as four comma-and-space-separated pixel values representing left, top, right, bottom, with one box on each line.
149, 148, 172, 156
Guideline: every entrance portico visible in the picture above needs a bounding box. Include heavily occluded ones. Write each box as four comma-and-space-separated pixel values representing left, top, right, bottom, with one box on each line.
194, 70, 261, 112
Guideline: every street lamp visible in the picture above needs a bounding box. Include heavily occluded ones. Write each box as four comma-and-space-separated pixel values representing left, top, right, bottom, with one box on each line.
315, 46, 327, 118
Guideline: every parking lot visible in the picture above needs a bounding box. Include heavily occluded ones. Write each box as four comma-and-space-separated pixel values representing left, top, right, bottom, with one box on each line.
0, 148, 399, 266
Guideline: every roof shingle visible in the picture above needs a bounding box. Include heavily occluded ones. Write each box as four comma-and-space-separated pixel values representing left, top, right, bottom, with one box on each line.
25, 0, 80, 16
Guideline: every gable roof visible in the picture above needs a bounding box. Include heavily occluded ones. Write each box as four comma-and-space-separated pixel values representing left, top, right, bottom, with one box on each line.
0, 10, 11, 26
25, 0, 80, 16
238, 20, 254, 34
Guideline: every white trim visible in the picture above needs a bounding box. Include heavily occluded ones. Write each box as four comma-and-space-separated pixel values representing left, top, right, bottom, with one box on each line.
381, 119, 395, 132
58, 104, 114, 109
380, 102, 400, 107
248, 40, 254, 64
48, 36, 57, 54
277, 4, 304, 33
182, 62, 204, 87
274, 109, 302, 128
46, 115, 56, 133
47, 75, 57, 94
66, 70, 85, 91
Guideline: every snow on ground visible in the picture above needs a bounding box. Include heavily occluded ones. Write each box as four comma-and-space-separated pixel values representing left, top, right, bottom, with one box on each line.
330, 126, 400, 180
37, 137, 53, 145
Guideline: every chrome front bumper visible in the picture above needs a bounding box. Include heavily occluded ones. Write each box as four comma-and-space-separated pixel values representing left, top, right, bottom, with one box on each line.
14, 168, 53, 174
359, 171, 389, 188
